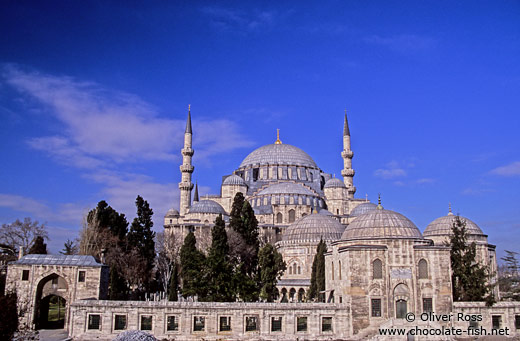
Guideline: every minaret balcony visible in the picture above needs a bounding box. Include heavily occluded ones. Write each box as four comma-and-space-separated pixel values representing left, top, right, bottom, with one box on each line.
181, 148, 194, 156
348, 186, 357, 194
179, 165, 194, 173
178, 182, 194, 190
341, 169, 355, 177
341, 150, 354, 158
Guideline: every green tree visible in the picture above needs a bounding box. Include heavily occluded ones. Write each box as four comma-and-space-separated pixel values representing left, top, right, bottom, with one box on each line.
168, 262, 179, 301
258, 243, 286, 302
28, 235, 47, 254
450, 216, 493, 303
109, 266, 127, 300
127, 196, 156, 290
228, 192, 261, 301
308, 239, 327, 302
205, 214, 234, 301
499, 250, 520, 301
60, 239, 78, 255
180, 232, 206, 298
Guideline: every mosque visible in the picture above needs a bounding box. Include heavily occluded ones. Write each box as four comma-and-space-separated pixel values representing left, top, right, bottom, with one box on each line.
164, 108, 498, 311
6, 108, 519, 340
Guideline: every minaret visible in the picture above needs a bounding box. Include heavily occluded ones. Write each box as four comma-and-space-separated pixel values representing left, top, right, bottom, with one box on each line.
179, 105, 195, 215
341, 110, 356, 198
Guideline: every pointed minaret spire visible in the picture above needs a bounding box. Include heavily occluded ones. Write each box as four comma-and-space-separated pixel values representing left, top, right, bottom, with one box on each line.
341, 110, 356, 198
179, 105, 195, 215
193, 182, 199, 203
343, 109, 350, 136
185, 104, 192, 134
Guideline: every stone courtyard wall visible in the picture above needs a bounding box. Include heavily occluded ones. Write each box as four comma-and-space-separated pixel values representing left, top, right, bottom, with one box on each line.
69, 300, 351, 340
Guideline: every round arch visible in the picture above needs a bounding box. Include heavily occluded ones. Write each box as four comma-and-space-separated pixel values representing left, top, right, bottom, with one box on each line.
34, 273, 69, 329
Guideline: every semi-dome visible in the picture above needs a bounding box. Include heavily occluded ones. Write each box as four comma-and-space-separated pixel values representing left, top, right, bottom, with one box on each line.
165, 208, 180, 217
257, 182, 316, 196
223, 174, 246, 186
324, 178, 346, 189
350, 202, 378, 217
239, 143, 318, 169
424, 212, 484, 237
342, 208, 423, 240
283, 213, 345, 243
188, 200, 226, 215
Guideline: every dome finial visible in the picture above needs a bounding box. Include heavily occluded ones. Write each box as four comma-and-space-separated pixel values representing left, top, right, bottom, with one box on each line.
448, 202, 453, 216
275, 128, 282, 144
377, 193, 383, 209
313, 207, 318, 214
365, 193, 368, 202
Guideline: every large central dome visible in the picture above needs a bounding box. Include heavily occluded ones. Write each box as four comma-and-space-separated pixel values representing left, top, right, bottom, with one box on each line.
239, 143, 318, 169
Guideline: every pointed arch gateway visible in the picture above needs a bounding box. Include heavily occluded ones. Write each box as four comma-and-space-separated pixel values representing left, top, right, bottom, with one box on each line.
34, 273, 69, 329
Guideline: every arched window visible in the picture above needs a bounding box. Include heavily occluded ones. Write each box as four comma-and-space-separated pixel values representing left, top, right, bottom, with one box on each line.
418, 259, 428, 279
373, 259, 383, 279
293, 263, 297, 275
339, 260, 342, 280
297, 266, 301, 274
332, 262, 335, 280
289, 266, 293, 275
277, 213, 283, 224
289, 209, 296, 223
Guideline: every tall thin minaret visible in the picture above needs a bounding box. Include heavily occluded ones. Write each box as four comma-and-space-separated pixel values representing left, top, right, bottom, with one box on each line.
341, 110, 356, 198
179, 105, 194, 215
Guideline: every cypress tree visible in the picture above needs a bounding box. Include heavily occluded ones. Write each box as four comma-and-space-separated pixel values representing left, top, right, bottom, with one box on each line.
205, 214, 233, 302
28, 236, 47, 254
168, 262, 179, 301
127, 196, 156, 290
450, 216, 492, 302
258, 243, 286, 302
109, 266, 127, 300
180, 232, 206, 298
308, 239, 327, 302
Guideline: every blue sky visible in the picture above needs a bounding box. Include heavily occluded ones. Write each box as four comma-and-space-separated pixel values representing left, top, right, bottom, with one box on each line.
0, 1, 519, 257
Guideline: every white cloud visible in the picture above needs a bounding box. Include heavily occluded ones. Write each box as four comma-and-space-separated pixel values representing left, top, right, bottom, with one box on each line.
416, 178, 435, 184
374, 160, 407, 179
201, 6, 277, 32
490, 161, 520, 177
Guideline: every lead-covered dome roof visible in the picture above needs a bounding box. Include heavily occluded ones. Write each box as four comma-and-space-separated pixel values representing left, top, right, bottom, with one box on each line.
282, 213, 345, 244
165, 208, 180, 217
342, 208, 423, 240
188, 200, 226, 215
324, 178, 346, 189
223, 174, 246, 186
350, 202, 378, 217
423, 213, 484, 237
239, 143, 318, 169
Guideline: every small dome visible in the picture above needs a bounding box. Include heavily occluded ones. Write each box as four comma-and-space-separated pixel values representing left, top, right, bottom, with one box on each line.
188, 200, 226, 215
283, 214, 345, 243
257, 182, 315, 196
239, 143, 318, 169
350, 202, 378, 217
223, 174, 246, 186
324, 178, 346, 189
165, 208, 180, 217
342, 208, 423, 240
424, 213, 484, 237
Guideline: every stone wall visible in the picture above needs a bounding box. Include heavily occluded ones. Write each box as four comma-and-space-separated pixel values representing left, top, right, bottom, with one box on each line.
69, 301, 351, 340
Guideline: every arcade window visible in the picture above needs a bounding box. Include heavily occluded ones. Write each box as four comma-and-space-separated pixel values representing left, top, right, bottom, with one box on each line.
422, 298, 433, 313
245, 316, 258, 332
22, 270, 29, 281
193, 316, 205, 331
88, 314, 101, 330
271, 316, 282, 332
166, 315, 178, 331
296, 316, 307, 332
140, 315, 152, 331
322, 317, 333, 332
78, 271, 85, 282
371, 299, 381, 317
515, 315, 520, 330
492, 315, 501, 329
219, 316, 231, 331
114, 315, 126, 330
